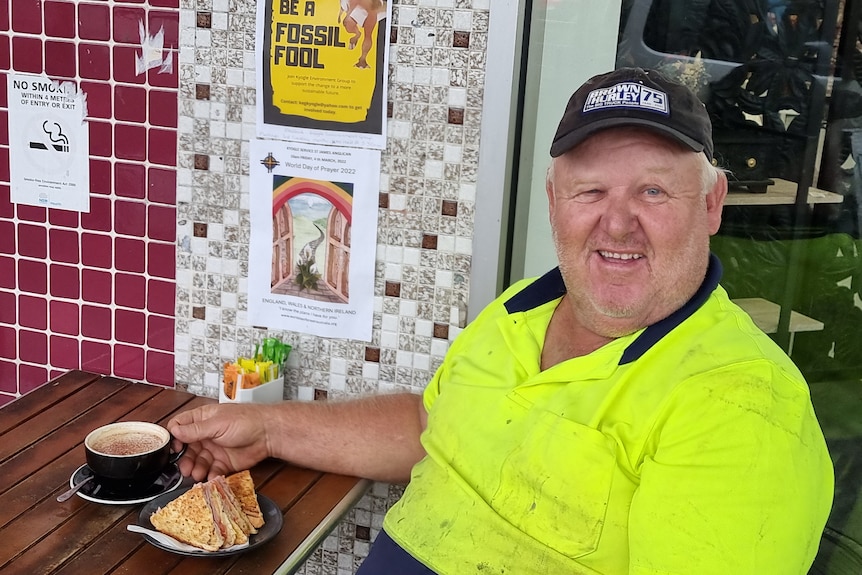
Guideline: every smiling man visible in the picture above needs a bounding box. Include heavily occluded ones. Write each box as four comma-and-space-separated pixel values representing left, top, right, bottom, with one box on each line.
169, 68, 834, 574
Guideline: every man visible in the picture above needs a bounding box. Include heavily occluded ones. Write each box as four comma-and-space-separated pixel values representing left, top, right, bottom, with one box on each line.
169, 68, 834, 574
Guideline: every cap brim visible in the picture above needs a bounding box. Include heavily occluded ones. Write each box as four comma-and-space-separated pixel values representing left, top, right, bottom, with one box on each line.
550, 117, 707, 158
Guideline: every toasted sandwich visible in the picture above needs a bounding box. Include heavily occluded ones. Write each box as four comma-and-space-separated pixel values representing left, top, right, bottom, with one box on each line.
149, 483, 225, 551
225, 470, 265, 528
149, 471, 265, 551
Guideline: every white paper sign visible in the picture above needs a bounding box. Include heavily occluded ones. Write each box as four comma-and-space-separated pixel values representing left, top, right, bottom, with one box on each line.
8, 73, 90, 212
248, 138, 380, 341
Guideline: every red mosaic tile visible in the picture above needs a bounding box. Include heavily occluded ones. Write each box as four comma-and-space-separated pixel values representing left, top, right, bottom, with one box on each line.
0, 146, 9, 181
147, 314, 173, 350
0, 256, 14, 288
20, 330, 46, 363
19, 364, 49, 394
148, 128, 176, 166
0, 73, 8, 106
147, 242, 175, 279
113, 6, 145, 44
0, 394, 14, 407
0, 290, 14, 324
149, 90, 177, 127
0, 111, 7, 146
81, 304, 112, 339
116, 310, 145, 343
0, 185, 11, 218
115, 236, 146, 273
18, 294, 47, 329
115, 161, 145, 198
0, 0, 9, 31
78, 3, 110, 41
112, 45, 145, 84
88, 120, 113, 156
114, 84, 146, 122
81, 340, 111, 374
49, 263, 80, 299
115, 199, 146, 237
0, 220, 13, 254
81, 268, 112, 304
81, 81, 111, 118
145, 350, 174, 386
147, 167, 176, 204
80, 233, 113, 269
115, 123, 146, 161
50, 335, 79, 369
49, 300, 80, 335
16, 203, 45, 223
0, 36, 9, 71
114, 344, 145, 380
45, 41, 78, 78
17, 223, 46, 258
115, 272, 145, 308
0, 325, 14, 358
149, 11, 178, 48
11, 0, 41, 33
12, 36, 43, 73
17, 259, 47, 294
89, 159, 112, 194
147, 60, 177, 89
45, 1, 76, 38
48, 208, 79, 228
81, 196, 112, 231
147, 278, 175, 315
79, 43, 111, 80
49, 228, 80, 263
147, 204, 176, 242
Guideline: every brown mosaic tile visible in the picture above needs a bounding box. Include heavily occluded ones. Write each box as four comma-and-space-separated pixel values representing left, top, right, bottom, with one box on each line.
193, 222, 208, 237
194, 154, 210, 170
448, 107, 464, 125
192, 306, 205, 319
195, 84, 210, 100
387, 101, 393, 118
313, 388, 328, 401
453, 31, 470, 48
197, 11, 212, 28
433, 323, 449, 339
385, 281, 401, 297
365, 347, 380, 362
379, 192, 389, 208
390, 26, 397, 44
441, 200, 458, 217
355, 525, 371, 541
422, 234, 438, 249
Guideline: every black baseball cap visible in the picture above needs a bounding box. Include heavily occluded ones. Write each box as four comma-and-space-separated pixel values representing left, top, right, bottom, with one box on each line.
550, 67, 713, 160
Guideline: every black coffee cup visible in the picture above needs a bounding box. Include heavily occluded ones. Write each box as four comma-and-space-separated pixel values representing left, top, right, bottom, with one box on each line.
84, 421, 186, 491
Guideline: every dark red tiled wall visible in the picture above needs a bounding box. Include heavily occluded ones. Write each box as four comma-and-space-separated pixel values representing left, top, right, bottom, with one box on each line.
0, 0, 180, 405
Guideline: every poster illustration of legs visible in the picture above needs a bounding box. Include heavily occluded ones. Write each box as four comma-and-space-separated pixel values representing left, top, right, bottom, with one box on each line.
255, 0, 391, 149
248, 139, 380, 341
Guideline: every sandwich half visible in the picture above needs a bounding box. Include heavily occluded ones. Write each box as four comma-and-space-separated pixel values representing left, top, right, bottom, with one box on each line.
150, 483, 225, 551
225, 470, 265, 528
213, 475, 257, 542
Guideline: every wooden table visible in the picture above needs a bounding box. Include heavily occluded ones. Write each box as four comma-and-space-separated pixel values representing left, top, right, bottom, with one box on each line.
0, 370, 371, 575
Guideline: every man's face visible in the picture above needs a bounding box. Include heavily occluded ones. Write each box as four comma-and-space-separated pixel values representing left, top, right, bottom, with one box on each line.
547, 127, 726, 337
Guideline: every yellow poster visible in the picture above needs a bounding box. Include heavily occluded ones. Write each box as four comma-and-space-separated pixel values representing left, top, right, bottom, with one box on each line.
256, 0, 390, 149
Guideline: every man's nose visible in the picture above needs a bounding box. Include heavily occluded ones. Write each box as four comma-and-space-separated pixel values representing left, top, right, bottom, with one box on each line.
601, 194, 638, 237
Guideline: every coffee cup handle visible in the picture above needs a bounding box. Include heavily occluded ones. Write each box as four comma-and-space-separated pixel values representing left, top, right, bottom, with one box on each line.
168, 438, 187, 464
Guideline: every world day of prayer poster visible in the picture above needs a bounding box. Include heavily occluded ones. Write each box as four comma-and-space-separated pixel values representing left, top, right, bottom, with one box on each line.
8, 73, 90, 212
248, 138, 380, 341
256, 0, 391, 149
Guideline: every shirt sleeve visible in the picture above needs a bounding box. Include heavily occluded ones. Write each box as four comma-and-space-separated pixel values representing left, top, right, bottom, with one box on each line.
628, 361, 834, 575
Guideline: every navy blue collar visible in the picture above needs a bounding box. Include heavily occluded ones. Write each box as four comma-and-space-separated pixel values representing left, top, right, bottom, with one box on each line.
503, 254, 723, 365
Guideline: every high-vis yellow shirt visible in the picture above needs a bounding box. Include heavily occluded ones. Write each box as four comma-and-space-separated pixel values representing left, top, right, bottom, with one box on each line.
383, 256, 834, 574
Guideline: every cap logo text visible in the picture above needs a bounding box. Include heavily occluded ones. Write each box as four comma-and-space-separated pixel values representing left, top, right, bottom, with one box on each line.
583, 82, 668, 114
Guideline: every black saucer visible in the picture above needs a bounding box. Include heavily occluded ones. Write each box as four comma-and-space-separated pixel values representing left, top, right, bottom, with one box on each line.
70, 463, 183, 505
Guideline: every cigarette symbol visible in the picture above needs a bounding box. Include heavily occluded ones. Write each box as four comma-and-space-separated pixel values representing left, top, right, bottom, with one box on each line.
29, 121, 69, 152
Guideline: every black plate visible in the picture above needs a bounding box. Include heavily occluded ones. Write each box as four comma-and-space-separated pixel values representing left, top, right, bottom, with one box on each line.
71, 463, 183, 505
136, 486, 283, 557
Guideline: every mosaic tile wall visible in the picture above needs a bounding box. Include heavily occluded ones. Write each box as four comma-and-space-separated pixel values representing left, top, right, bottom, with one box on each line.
176, 0, 492, 572
0, 0, 180, 406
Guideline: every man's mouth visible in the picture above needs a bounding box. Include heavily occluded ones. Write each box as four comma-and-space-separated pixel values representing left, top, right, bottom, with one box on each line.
598, 250, 643, 261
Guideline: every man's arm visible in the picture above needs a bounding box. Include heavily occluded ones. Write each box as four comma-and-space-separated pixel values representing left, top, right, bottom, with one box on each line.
169, 392, 428, 483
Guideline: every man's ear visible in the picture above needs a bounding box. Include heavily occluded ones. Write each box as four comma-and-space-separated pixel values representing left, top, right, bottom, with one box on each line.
545, 162, 556, 214
706, 169, 727, 235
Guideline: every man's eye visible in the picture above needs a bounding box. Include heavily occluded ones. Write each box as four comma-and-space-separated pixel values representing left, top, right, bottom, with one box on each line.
573, 189, 603, 203
643, 188, 668, 201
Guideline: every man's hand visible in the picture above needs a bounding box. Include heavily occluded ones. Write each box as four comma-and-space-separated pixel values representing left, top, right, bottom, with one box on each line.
167, 403, 271, 481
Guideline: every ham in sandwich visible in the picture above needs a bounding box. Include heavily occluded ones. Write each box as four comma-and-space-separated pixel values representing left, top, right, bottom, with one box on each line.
225, 470, 265, 529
